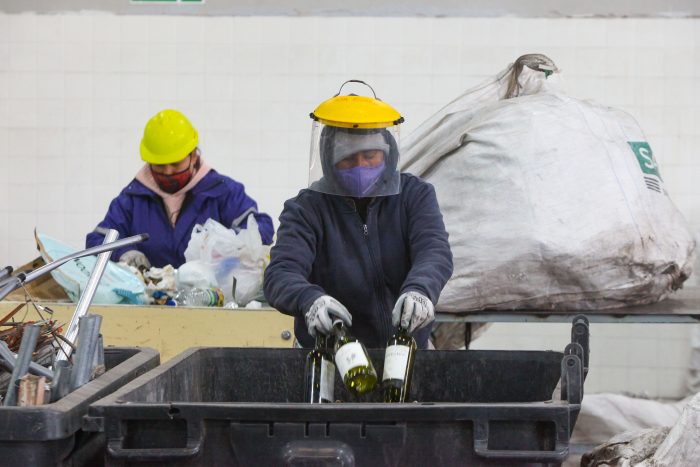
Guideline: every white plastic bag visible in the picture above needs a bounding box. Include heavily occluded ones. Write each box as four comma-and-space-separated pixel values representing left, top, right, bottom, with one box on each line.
177, 261, 217, 290
401, 54, 695, 311
183, 215, 269, 305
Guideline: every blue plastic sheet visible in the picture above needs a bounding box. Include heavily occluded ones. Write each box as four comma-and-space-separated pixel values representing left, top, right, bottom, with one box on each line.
37, 233, 146, 305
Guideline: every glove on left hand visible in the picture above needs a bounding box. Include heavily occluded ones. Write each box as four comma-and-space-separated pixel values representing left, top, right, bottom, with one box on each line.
391, 291, 435, 334
119, 250, 151, 271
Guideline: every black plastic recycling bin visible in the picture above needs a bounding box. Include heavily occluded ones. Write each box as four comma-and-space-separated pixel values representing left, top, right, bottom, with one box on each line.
0, 346, 159, 467
87, 320, 587, 467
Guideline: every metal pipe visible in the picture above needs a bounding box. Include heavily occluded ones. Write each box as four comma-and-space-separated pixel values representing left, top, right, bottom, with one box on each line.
0, 266, 12, 282
0, 232, 149, 301
56, 230, 118, 362
3, 324, 40, 406
50, 360, 72, 402
69, 315, 103, 391
24, 232, 144, 283
0, 278, 19, 302
90, 334, 105, 379
0, 341, 54, 380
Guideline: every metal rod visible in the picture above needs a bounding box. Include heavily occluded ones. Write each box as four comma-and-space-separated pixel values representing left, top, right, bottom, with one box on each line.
0, 232, 149, 302
0, 266, 12, 282
24, 232, 145, 283
69, 315, 103, 391
0, 341, 54, 380
0, 278, 20, 302
56, 230, 118, 362
434, 311, 700, 324
3, 324, 40, 406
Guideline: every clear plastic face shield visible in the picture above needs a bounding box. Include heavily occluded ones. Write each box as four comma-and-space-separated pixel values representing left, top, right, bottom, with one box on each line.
308, 122, 401, 198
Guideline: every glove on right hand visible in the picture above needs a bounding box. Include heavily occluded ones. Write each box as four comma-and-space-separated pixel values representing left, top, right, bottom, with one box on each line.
119, 250, 151, 271
305, 295, 352, 337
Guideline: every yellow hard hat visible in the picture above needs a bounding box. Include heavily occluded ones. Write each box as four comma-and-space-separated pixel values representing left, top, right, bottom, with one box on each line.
140, 109, 199, 165
310, 80, 404, 129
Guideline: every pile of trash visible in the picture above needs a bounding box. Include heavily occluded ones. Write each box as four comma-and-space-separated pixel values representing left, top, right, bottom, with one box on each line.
32, 213, 270, 309
124, 215, 270, 309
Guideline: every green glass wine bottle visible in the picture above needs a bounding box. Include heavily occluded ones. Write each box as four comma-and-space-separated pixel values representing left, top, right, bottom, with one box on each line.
382, 325, 417, 402
304, 333, 335, 403
332, 320, 377, 395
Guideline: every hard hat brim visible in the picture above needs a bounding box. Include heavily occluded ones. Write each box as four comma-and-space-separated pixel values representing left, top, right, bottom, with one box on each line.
140, 134, 198, 165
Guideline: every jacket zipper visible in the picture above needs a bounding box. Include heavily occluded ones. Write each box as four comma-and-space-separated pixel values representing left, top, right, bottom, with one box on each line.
357, 203, 391, 343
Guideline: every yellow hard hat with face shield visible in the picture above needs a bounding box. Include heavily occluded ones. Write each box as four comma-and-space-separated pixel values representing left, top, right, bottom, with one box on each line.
140, 109, 199, 165
308, 80, 404, 198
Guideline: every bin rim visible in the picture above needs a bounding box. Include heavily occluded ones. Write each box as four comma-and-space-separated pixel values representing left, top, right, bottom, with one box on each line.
0, 346, 159, 441
87, 346, 568, 417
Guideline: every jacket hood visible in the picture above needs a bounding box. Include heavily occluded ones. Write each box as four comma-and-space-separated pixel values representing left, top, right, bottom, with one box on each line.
313, 126, 400, 195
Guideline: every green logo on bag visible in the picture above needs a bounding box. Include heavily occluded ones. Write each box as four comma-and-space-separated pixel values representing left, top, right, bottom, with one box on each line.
628, 141, 662, 179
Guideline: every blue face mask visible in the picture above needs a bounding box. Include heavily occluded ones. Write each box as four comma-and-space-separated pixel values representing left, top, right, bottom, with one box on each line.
334, 162, 386, 197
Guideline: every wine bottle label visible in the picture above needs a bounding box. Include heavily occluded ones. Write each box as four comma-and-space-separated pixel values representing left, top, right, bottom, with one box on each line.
335, 342, 369, 378
320, 359, 335, 402
382, 345, 410, 381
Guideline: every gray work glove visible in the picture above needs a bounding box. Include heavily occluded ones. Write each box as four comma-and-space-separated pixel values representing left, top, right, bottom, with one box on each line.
305, 295, 352, 337
392, 291, 435, 334
119, 250, 151, 271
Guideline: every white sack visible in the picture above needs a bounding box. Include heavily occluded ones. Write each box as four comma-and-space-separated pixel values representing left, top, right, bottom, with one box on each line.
401, 54, 695, 311
581, 427, 670, 467
640, 391, 700, 466
572, 393, 688, 446
581, 392, 700, 466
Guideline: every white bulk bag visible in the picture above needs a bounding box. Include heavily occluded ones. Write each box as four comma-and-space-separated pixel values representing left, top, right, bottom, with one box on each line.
402, 54, 695, 311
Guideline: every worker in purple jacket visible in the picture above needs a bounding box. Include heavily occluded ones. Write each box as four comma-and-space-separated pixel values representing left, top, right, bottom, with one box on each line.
87, 109, 274, 269
264, 82, 453, 349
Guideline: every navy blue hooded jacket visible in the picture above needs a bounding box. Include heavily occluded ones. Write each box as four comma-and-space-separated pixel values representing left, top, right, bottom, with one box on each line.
263, 173, 453, 349
86, 170, 274, 268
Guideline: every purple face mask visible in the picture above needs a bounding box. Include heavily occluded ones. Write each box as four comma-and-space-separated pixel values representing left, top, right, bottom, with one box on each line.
334, 162, 385, 197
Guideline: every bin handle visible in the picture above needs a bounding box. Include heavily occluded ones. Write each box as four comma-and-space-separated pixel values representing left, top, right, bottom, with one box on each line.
107, 418, 203, 461
282, 440, 355, 466
107, 440, 201, 460
473, 421, 569, 462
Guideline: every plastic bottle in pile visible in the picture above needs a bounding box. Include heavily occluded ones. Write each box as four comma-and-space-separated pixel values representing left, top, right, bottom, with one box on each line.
173, 288, 225, 307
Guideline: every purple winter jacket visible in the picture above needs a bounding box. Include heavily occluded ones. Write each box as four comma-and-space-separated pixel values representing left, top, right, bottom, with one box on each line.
86, 170, 274, 268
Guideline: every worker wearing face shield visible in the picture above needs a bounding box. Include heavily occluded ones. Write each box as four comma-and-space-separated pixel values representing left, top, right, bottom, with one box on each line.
86, 109, 274, 269
264, 81, 453, 349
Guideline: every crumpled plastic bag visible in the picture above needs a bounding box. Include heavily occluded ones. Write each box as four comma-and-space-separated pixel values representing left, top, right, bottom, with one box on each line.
36, 232, 146, 305
177, 261, 217, 290
183, 215, 270, 305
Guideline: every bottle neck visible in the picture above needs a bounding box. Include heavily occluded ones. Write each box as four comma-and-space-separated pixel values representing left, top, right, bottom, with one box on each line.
332, 319, 346, 338
315, 333, 328, 349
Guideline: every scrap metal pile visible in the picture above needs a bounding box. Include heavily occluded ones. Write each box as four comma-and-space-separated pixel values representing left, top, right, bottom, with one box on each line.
0, 229, 149, 407
0, 300, 105, 407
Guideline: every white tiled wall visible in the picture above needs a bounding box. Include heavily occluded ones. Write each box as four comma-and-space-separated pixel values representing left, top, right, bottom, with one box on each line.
470, 323, 693, 399
1, 13, 699, 397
